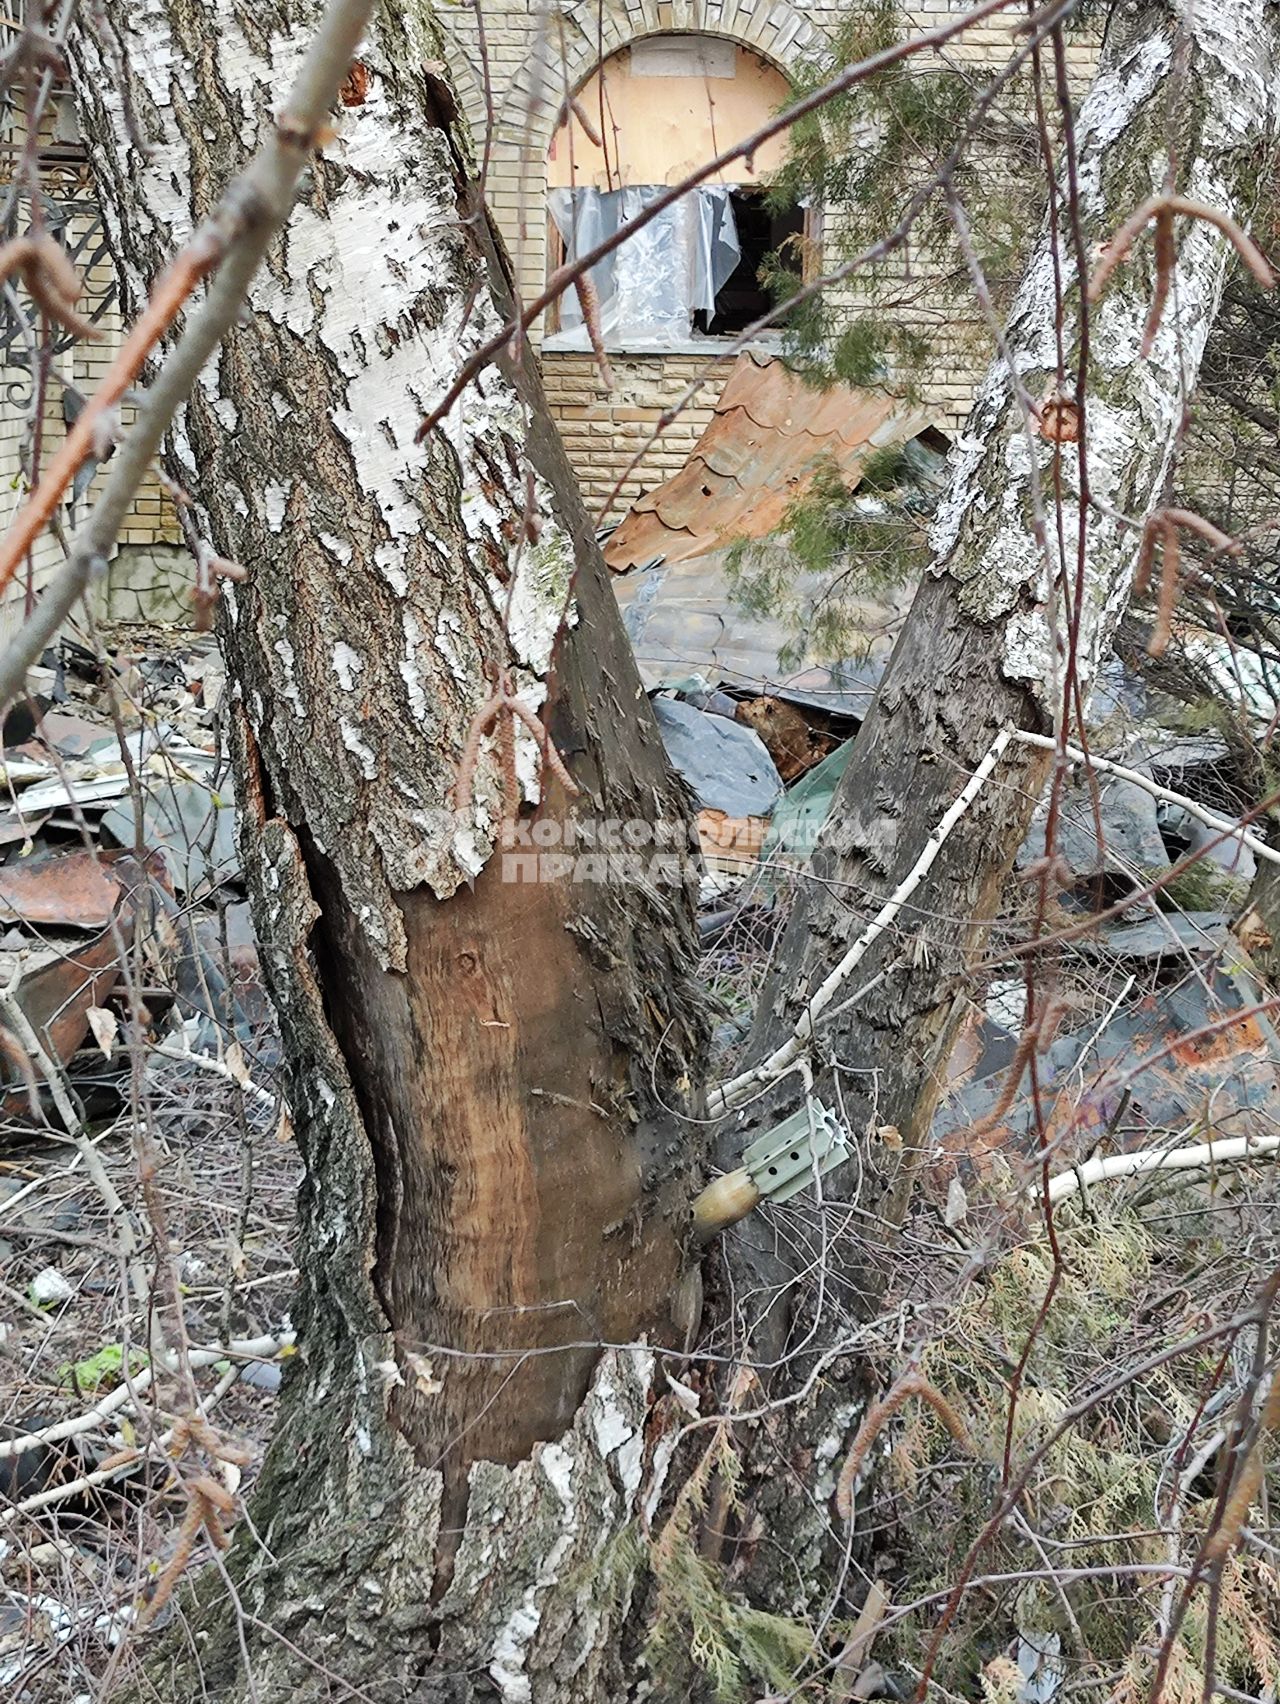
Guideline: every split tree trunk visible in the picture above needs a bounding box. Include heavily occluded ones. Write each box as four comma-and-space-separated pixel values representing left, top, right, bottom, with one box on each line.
75, 5, 708, 1698
72, 0, 1279, 1696
712, 0, 1279, 1612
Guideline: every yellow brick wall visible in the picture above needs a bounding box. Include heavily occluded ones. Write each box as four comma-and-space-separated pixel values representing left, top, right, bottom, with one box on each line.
0, 7, 1104, 627
545, 351, 733, 513
445, 0, 1102, 455
0, 108, 181, 645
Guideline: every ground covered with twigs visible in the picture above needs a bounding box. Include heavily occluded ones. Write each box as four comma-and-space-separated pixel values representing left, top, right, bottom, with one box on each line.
3, 625, 1280, 1704
0, 1026, 299, 1699
0, 622, 299, 1699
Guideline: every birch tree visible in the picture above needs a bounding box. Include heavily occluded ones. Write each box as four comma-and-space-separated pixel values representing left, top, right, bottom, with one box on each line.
46, 0, 1280, 1696
69, 4, 710, 1697
715, 0, 1279, 1373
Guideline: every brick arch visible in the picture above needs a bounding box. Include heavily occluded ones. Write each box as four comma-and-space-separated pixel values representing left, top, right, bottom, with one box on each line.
495, 2, 819, 158
438, 0, 825, 316
438, 40, 488, 152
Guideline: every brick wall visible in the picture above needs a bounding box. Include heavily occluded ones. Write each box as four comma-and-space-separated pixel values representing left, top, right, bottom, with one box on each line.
0, 107, 181, 646
544, 351, 733, 513
2, 7, 1103, 628
443, 0, 1101, 475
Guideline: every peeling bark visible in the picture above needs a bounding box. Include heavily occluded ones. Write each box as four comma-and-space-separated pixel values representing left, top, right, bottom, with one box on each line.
718, 0, 1279, 1613
76, 4, 705, 1698
72, 0, 1280, 1695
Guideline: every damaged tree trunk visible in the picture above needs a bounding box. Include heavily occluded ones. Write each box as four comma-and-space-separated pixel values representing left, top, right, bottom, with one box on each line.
75, 4, 707, 1698
709, 0, 1280, 1612
72, 0, 1278, 1696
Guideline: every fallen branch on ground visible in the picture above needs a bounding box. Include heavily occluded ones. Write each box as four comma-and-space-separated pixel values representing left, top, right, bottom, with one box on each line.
1044, 1133, 1280, 1205
0, 1333, 294, 1461
0, 972, 151, 1308
1012, 730, 1280, 866
150, 1039, 277, 1111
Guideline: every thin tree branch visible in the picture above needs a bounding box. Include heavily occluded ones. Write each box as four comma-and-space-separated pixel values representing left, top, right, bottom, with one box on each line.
709, 728, 1016, 1119
0, 1333, 295, 1461
0, 0, 377, 710
1045, 1133, 1280, 1205
0, 969, 151, 1309
1012, 731, 1280, 866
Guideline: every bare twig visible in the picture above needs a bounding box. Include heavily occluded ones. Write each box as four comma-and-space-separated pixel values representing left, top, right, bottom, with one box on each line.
0, 0, 379, 707
0, 970, 150, 1307
0, 1333, 295, 1462
1088, 194, 1274, 318
709, 729, 1015, 1118
1010, 731, 1280, 865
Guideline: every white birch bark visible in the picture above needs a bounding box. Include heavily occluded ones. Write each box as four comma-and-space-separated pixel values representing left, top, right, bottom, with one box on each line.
68, 0, 1280, 1697
933, 0, 1276, 700
80, 1, 583, 971
74, 5, 706, 1700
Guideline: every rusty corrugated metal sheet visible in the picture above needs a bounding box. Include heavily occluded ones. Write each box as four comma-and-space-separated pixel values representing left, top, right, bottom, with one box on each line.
927, 918, 1280, 1207
0, 850, 125, 931
604, 352, 932, 572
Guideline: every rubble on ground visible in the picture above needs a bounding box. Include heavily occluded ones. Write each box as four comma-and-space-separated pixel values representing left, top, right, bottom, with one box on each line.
0, 627, 262, 1124
655, 640, 1280, 1192
0, 626, 289, 1699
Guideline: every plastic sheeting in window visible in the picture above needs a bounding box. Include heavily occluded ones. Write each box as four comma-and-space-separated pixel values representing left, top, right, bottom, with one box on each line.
548, 185, 742, 345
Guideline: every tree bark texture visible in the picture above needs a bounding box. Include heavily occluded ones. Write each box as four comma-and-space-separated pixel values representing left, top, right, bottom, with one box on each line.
76, 4, 707, 1698
714, 0, 1280, 1611
72, 0, 1280, 1697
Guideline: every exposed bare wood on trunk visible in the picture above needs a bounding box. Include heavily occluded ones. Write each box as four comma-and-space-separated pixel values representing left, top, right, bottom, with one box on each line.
76, 3, 705, 1695
72, 0, 1279, 1694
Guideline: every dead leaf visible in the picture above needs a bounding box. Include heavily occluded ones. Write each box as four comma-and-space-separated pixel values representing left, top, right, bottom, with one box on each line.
1038, 395, 1080, 442
945, 1175, 968, 1227
665, 1372, 701, 1415
86, 1005, 117, 1059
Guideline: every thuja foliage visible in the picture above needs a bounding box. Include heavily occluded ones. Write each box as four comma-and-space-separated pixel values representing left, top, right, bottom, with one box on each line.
865, 1194, 1280, 1701
645, 1427, 818, 1699
724, 444, 941, 668
638, 1179, 1280, 1701
727, 0, 1053, 669
761, 0, 1042, 391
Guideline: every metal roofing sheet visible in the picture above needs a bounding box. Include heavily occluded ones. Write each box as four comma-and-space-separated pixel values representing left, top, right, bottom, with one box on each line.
603, 352, 933, 573
614, 547, 913, 707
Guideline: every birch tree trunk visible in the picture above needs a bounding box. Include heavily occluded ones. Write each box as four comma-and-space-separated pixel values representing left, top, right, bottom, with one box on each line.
714, 0, 1279, 1604
75, 6, 708, 1699
70, 0, 1279, 1696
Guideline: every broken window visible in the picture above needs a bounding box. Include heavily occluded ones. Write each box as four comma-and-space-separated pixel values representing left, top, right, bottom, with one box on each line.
548, 184, 743, 346
695, 189, 806, 335
546, 36, 800, 348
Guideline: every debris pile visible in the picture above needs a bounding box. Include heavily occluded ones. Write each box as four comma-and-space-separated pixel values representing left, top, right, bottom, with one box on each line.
0, 630, 290, 1698
626, 567, 1279, 1188
0, 630, 260, 1125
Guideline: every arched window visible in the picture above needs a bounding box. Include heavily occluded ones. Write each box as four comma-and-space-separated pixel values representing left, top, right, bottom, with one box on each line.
546, 35, 803, 348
